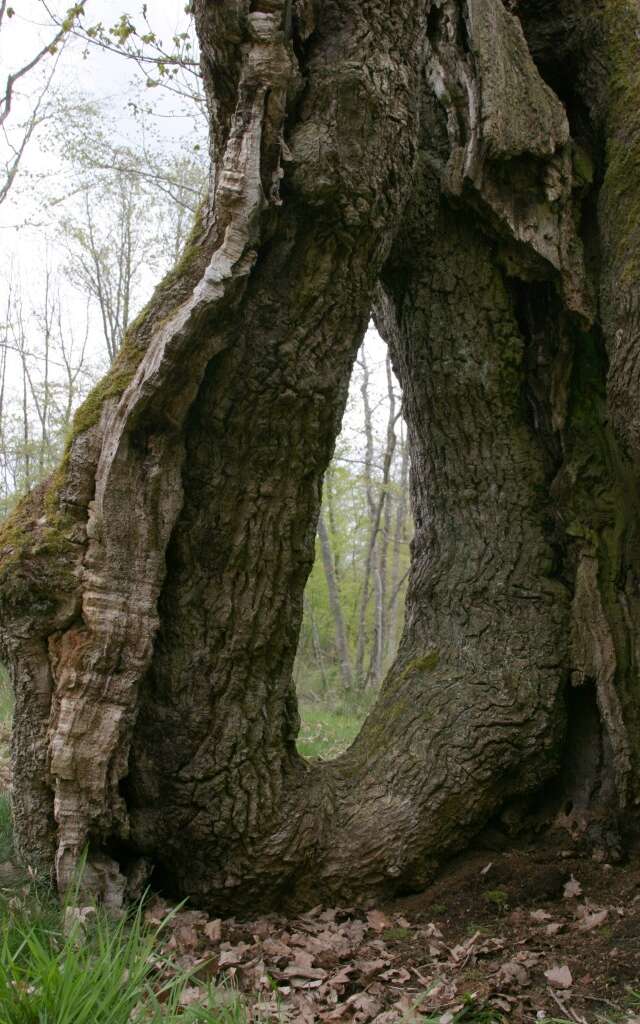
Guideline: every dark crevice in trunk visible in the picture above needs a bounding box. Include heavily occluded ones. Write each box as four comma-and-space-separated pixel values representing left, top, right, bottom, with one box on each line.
560, 679, 619, 824
510, 280, 565, 478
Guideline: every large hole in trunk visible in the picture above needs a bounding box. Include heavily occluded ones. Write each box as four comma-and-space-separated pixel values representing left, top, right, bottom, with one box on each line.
293, 321, 412, 760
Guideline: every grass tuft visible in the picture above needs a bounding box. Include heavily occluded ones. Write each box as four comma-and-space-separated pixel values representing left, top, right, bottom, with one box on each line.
0, 900, 251, 1023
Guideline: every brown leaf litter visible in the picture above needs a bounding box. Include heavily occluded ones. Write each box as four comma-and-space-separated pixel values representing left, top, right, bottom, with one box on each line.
143, 845, 640, 1022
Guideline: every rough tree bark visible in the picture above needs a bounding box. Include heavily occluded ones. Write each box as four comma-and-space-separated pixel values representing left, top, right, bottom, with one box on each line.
1, 0, 639, 912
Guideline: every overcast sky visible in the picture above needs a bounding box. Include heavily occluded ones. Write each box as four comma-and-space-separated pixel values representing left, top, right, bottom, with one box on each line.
0, 2, 204, 390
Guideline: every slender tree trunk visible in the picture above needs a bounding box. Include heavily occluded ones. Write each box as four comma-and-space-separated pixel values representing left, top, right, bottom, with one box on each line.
368, 355, 399, 686
19, 347, 30, 491
317, 511, 352, 689
304, 595, 328, 698
377, 355, 396, 667
354, 349, 376, 684
1, 0, 640, 912
387, 423, 409, 665
324, 467, 341, 583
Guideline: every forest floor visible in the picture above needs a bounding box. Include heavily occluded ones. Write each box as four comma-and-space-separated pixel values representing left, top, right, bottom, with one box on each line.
0, 686, 638, 1023
297, 699, 364, 759
123, 843, 640, 1024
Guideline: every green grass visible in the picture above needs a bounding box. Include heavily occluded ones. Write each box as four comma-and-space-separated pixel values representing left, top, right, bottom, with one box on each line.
0, 662, 253, 1023
297, 702, 363, 759
483, 888, 509, 909
0, 898, 252, 1024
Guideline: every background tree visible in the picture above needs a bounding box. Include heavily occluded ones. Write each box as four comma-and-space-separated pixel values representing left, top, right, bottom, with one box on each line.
0, 267, 94, 513
0, 2, 87, 205
55, 101, 207, 363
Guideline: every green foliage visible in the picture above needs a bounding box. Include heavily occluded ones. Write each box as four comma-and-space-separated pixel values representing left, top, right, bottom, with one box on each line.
0, 662, 12, 726
483, 889, 509, 909
79, 7, 199, 92
294, 343, 410, 755
419, 992, 506, 1024
296, 450, 410, 686
382, 927, 412, 941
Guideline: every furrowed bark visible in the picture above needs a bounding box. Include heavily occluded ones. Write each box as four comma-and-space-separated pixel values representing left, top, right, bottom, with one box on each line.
1, 0, 639, 911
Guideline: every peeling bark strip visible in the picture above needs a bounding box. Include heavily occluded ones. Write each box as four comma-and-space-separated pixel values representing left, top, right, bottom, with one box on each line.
1, 0, 640, 910
49, 2, 303, 901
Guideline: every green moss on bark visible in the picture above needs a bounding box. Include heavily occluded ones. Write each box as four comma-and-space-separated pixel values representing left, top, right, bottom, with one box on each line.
0, 484, 79, 619
400, 650, 440, 676
68, 342, 145, 441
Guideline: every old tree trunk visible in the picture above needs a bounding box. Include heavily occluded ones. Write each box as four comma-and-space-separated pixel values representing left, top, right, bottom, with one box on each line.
1, 0, 640, 911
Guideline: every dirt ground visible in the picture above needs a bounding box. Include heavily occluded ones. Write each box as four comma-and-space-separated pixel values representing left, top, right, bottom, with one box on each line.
383, 845, 640, 1021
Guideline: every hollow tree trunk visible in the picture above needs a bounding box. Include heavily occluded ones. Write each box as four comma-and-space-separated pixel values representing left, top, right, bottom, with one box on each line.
1, 0, 639, 912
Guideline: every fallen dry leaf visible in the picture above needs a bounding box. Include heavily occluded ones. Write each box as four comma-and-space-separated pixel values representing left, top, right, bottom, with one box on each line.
477, 937, 505, 956
545, 922, 565, 936
563, 875, 583, 898
378, 966, 411, 984
544, 964, 573, 989
514, 950, 544, 968
348, 991, 383, 1017
328, 965, 354, 990
449, 930, 479, 965
577, 908, 608, 931
219, 943, 252, 966
495, 960, 529, 990
421, 979, 458, 1009
173, 924, 199, 950
353, 958, 389, 978
291, 992, 317, 1022
367, 909, 392, 932
179, 985, 204, 1007
204, 918, 222, 942
530, 909, 553, 923
282, 964, 327, 981
490, 996, 514, 1012
261, 936, 292, 959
